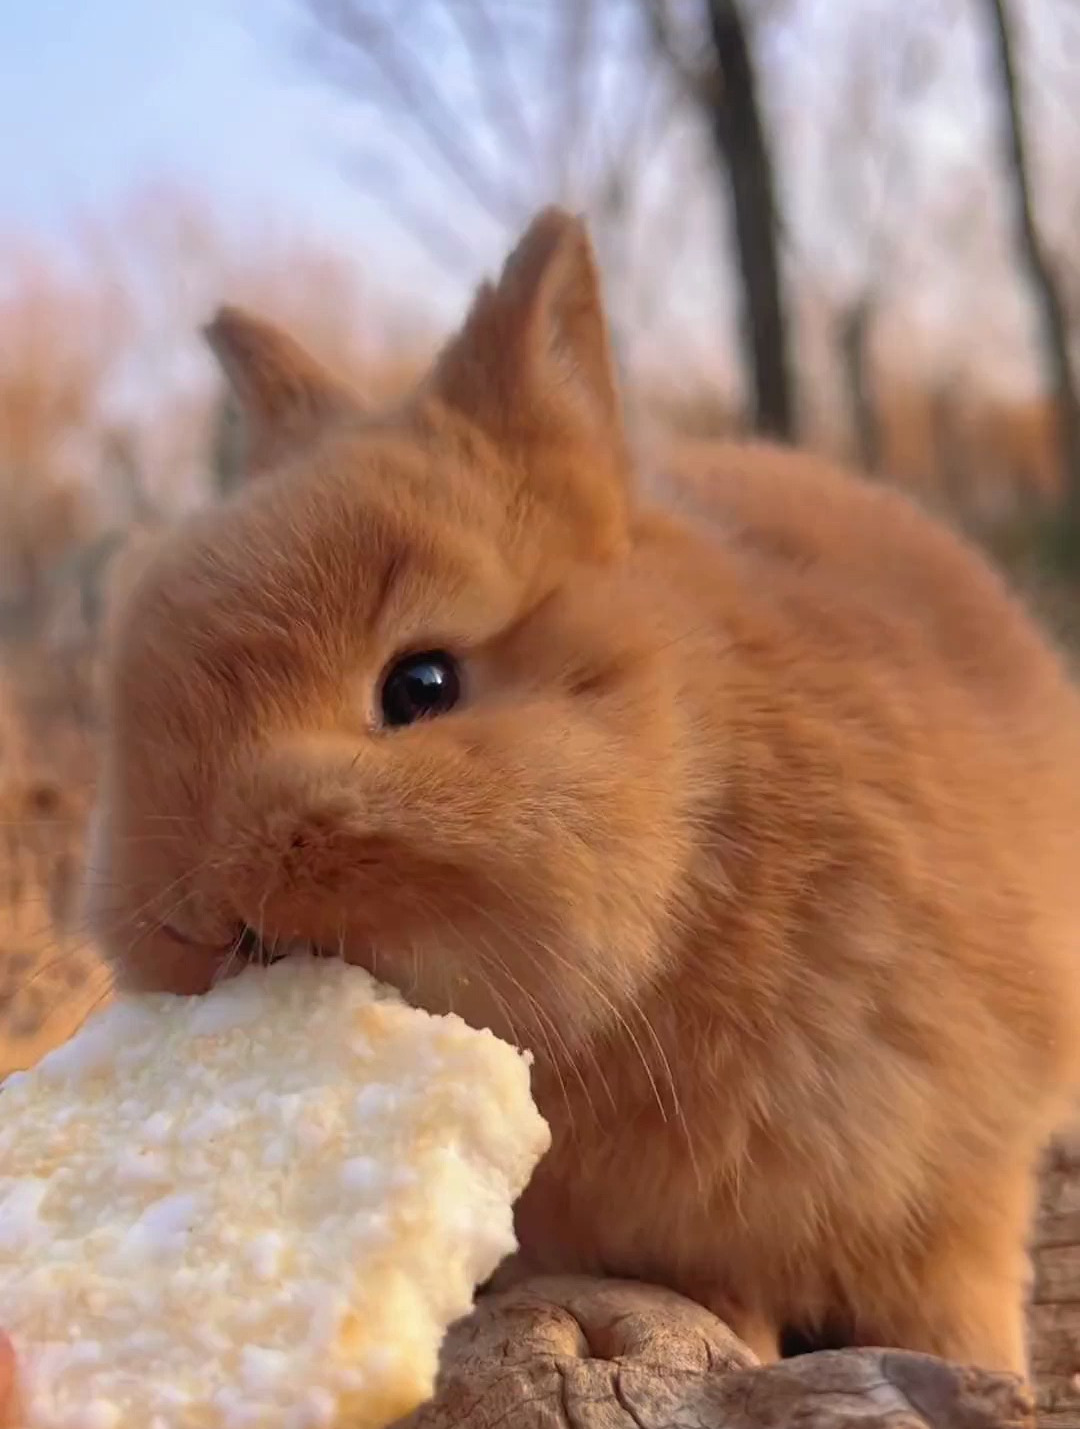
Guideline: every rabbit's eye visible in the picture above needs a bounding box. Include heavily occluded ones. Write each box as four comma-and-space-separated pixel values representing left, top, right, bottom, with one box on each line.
380, 650, 461, 728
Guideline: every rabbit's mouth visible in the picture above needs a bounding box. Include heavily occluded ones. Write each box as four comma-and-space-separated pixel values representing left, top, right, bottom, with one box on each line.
244, 936, 342, 969
153, 888, 541, 1044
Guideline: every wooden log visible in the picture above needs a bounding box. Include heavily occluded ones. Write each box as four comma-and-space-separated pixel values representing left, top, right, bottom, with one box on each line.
400, 1276, 1033, 1429
1032, 1126, 1080, 1427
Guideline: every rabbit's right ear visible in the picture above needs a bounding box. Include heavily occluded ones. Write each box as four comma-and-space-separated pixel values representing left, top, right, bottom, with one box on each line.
426, 207, 631, 561
203, 307, 361, 481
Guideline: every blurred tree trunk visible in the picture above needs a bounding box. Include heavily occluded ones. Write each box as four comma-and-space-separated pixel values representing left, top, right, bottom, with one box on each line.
700, 0, 796, 442
839, 297, 880, 473
982, 0, 1080, 539
929, 379, 966, 512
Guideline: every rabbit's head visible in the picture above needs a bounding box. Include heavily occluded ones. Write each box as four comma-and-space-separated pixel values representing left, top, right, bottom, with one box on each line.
87, 209, 697, 1053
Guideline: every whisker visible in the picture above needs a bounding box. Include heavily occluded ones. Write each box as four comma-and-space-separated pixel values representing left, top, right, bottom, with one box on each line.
10, 939, 108, 998
544, 939, 671, 1122
468, 934, 581, 1146
467, 875, 703, 1197
552, 945, 704, 1197
0, 819, 82, 831
445, 887, 610, 1113
89, 854, 220, 951
467, 923, 597, 1139
73, 982, 115, 1026
410, 941, 420, 1001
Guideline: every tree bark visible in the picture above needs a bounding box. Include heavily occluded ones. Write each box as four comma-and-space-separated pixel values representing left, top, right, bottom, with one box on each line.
982, 0, 1080, 537
839, 298, 880, 473
1031, 1120, 1080, 1427
929, 379, 967, 511
700, 0, 796, 443
398, 1275, 1034, 1429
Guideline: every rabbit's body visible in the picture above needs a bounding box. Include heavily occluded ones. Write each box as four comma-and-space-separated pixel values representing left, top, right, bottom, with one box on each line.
510, 446, 1080, 1368
88, 210, 1080, 1377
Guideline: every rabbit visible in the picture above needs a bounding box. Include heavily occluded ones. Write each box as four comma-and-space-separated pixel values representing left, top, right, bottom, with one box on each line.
85, 205, 1080, 1377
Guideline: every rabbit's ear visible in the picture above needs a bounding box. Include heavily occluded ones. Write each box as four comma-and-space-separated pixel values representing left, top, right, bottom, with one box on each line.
203, 307, 361, 480
428, 207, 631, 558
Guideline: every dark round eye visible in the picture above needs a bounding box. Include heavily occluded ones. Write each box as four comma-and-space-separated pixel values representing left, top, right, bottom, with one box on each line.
379, 650, 461, 728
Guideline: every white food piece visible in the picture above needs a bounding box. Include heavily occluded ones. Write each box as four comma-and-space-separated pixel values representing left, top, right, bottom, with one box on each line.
0, 959, 550, 1429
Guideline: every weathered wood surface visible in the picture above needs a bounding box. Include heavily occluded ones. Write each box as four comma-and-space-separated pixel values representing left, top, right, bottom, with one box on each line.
1033, 1125, 1080, 1427
400, 1275, 1034, 1429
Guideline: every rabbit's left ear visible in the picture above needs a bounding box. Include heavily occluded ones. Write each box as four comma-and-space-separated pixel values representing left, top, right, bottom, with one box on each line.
427, 207, 631, 559
203, 307, 362, 480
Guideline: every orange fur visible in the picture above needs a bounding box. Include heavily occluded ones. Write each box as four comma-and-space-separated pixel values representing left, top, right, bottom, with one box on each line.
88, 207, 1080, 1377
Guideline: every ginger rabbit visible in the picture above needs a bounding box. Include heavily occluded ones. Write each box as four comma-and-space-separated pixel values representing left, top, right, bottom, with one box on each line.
87, 207, 1080, 1376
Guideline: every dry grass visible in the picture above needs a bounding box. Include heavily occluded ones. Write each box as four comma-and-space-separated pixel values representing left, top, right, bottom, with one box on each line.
0, 667, 107, 1078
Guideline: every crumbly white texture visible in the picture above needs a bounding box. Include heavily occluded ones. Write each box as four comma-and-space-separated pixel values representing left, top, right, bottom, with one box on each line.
0, 959, 550, 1429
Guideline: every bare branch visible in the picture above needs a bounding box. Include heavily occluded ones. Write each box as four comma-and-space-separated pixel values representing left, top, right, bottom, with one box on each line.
309, 0, 526, 228
338, 151, 486, 278
444, 0, 537, 173
643, 0, 712, 105
549, 0, 595, 199
981, 0, 1080, 523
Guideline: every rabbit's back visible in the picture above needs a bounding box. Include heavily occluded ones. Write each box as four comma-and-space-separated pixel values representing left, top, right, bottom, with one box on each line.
517, 436, 1080, 1363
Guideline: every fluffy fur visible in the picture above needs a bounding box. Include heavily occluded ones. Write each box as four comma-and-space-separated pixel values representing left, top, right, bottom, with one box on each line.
87, 207, 1080, 1376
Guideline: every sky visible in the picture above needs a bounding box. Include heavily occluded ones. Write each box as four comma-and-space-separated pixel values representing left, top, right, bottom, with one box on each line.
3, 3, 312, 225
0, 0, 1065, 414
0, 0, 463, 314
0, 0, 749, 395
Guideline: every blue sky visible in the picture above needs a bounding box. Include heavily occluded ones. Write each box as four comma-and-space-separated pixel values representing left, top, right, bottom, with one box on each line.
0, 0, 463, 313
3, 3, 301, 224
0, 0, 746, 374
0, 0, 1053, 404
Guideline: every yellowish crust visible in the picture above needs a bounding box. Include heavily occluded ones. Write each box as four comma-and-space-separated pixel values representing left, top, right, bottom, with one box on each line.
0, 959, 550, 1429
